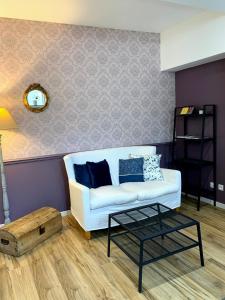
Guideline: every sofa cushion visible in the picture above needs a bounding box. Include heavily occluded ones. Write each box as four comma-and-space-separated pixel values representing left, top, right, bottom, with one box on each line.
120, 180, 179, 201
119, 158, 144, 184
90, 186, 138, 209
74, 163, 92, 188
87, 159, 112, 188
64, 146, 156, 185
130, 154, 164, 181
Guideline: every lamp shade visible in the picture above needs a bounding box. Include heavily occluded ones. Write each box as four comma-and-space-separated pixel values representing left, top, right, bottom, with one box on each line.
0, 108, 17, 130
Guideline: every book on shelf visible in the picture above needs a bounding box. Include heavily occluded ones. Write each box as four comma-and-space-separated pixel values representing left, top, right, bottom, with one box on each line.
179, 106, 194, 115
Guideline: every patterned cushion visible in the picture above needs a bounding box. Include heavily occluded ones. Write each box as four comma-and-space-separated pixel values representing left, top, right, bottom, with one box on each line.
130, 154, 164, 181
119, 158, 144, 184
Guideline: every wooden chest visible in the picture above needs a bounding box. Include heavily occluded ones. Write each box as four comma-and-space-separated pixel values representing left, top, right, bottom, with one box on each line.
0, 207, 63, 257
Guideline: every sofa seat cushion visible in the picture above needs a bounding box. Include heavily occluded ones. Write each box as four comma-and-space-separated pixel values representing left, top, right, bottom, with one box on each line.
90, 186, 138, 210
120, 181, 179, 201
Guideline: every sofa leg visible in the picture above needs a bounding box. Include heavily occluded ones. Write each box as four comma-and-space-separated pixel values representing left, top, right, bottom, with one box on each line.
83, 231, 92, 240
70, 215, 92, 240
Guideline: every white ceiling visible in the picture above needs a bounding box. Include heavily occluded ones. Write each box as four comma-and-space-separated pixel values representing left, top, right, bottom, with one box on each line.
0, 0, 224, 33
163, 0, 225, 12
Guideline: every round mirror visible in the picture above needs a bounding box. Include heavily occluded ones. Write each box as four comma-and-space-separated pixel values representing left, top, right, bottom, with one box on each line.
23, 83, 49, 113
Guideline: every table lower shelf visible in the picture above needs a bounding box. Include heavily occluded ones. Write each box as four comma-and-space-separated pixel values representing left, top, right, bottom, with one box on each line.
111, 230, 198, 266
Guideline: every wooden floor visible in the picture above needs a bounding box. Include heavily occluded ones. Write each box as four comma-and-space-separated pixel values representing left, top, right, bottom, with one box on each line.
1, 200, 225, 300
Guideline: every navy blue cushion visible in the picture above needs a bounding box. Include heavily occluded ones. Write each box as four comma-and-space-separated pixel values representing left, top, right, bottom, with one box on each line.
87, 159, 112, 188
73, 163, 92, 188
119, 158, 144, 184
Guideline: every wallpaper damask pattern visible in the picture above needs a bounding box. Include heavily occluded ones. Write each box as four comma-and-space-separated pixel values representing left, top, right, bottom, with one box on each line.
0, 18, 175, 160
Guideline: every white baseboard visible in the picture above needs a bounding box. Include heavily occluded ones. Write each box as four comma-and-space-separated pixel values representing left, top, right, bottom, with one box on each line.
0, 209, 71, 227
182, 193, 225, 210
61, 210, 71, 217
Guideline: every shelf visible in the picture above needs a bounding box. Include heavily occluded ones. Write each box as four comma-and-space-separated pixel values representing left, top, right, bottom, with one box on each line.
173, 105, 216, 210
174, 158, 214, 167
111, 231, 198, 265
182, 186, 216, 199
111, 205, 196, 241
175, 136, 214, 142
175, 113, 214, 118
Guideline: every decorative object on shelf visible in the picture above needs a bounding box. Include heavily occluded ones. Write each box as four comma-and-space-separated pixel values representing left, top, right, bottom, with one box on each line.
0, 108, 17, 223
172, 104, 216, 211
23, 83, 49, 113
179, 106, 194, 115
0, 207, 62, 256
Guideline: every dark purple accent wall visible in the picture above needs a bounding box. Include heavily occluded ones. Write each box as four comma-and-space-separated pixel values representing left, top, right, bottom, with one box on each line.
0, 154, 70, 224
155, 142, 172, 168
176, 58, 225, 204
0, 143, 171, 224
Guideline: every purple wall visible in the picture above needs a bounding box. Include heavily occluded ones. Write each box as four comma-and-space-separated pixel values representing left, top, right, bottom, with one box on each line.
176, 58, 225, 204
0, 154, 70, 224
0, 143, 170, 224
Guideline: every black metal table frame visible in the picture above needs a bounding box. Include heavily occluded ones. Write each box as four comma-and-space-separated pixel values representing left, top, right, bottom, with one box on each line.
107, 203, 204, 293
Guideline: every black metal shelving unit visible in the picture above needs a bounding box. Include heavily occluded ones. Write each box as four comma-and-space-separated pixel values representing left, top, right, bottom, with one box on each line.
172, 104, 217, 211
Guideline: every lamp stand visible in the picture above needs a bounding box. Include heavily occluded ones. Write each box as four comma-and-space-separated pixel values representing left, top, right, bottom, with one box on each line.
0, 134, 10, 223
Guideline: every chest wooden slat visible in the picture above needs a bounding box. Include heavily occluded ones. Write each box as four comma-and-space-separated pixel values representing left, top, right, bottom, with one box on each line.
0, 207, 63, 256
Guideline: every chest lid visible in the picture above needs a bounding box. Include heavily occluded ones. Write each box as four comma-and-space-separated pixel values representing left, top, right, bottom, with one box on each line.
0, 207, 61, 241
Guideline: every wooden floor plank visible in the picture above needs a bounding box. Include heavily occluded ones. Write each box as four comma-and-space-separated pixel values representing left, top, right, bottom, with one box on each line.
1, 199, 225, 299
0, 265, 15, 300
9, 263, 40, 300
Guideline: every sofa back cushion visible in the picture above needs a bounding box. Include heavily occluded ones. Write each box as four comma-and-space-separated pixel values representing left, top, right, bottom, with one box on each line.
119, 158, 144, 184
64, 146, 156, 185
87, 160, 112, 188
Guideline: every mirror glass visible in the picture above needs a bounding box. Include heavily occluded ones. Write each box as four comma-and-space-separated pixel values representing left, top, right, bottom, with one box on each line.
23, 84, 49, 113
27, 90, 47, 108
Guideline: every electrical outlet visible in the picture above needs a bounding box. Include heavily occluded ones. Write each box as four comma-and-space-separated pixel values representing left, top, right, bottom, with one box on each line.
218, 184, 224, 191
210, 182, 214, 189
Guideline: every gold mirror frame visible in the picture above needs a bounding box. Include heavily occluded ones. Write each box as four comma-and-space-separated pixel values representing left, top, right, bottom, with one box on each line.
23, 83, 49, 113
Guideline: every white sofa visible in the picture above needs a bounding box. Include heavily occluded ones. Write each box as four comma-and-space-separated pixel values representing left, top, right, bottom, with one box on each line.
64, 146, 181, 232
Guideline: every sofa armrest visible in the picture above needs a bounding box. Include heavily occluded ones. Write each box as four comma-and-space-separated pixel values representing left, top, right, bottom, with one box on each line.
161, 168, 181, 186
161, 168, 181, 208
69, 180, 90, 227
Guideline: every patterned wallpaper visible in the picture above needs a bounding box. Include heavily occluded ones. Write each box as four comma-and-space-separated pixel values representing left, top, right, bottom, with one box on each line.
0, 18, 175, 160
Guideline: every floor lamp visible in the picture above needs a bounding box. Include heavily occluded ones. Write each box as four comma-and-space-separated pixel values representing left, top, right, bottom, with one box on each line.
0, 108, 17, 224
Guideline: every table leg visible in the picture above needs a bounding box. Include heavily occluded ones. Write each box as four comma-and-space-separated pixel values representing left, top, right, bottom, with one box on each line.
157, 203, 164, 240
197, 223, 204, 266
107, 215, 111, 257
138, 242, 144, 293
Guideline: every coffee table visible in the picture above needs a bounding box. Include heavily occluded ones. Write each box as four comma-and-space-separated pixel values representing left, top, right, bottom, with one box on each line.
107, 203, 204, 293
